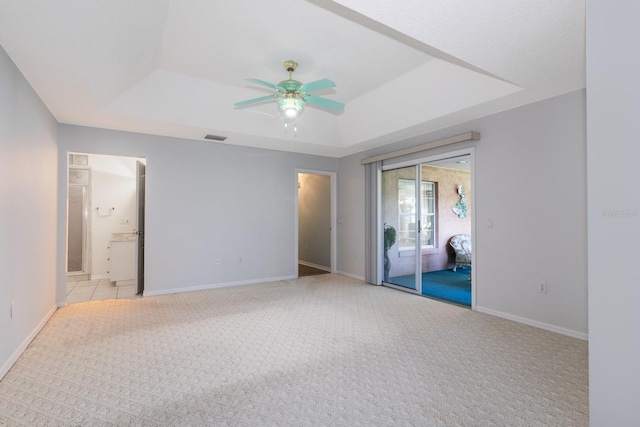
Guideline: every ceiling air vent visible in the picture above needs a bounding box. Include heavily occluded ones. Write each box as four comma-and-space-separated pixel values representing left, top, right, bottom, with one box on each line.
204, 134, 228, 142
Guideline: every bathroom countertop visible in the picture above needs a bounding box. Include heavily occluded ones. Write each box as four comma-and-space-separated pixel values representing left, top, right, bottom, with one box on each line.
110, 233, 137, 242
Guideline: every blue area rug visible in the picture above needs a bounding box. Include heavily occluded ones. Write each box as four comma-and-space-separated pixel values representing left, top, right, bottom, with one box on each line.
389, 268, 471, 307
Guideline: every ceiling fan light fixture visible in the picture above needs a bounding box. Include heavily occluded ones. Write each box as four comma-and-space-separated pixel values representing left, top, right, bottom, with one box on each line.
285, 108, 298, 118
277, 98, 304, 119
235, 59, 343, 128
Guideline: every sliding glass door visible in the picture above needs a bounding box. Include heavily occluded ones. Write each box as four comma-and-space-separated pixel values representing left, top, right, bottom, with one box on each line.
380, 152, 473, 307
381, 165, 421, 293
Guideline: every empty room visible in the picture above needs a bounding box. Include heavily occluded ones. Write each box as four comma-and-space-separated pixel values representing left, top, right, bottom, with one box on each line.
0, 1, 638, 425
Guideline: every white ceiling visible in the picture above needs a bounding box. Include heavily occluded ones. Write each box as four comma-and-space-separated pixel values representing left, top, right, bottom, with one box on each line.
0, 0, 585, 157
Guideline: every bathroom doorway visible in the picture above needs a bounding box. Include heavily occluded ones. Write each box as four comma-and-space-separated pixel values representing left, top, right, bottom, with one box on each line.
66, 153, 146, 303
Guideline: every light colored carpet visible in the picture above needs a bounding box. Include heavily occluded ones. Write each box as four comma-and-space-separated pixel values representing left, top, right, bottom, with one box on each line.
0, 274, 588, 426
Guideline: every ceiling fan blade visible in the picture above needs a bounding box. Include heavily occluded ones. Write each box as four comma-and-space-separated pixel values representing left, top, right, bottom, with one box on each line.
246, 78, 279, 91
234, 95, 276, 108
305, 95, 345, 112
299, 79, 336, 93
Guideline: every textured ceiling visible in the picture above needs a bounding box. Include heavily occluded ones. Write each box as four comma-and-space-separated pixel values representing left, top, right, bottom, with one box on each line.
0, 0, 585, 157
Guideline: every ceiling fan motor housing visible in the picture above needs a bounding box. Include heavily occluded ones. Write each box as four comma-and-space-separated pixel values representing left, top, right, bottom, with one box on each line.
277, 80, 303, 94
283, 59, 298, 72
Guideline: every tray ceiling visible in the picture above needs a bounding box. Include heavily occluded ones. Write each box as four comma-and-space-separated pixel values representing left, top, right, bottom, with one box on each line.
0, 0, 585, 157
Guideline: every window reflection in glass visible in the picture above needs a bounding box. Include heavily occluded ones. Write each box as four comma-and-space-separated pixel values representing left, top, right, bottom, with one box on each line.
398, 179, 436, 249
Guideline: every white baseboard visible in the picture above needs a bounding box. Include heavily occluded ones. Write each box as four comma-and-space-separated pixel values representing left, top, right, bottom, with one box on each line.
298, 260, 331, 272
475, 305, 588, 341
336, 270, 366, 282
143, 275, 298, 297
91, 274, 109, 281
0, 304, 58, 380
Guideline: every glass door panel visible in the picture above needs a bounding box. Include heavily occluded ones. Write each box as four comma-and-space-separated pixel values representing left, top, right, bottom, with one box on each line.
67, 185, 87, 273
420, 181, 436, 248
382, 166, 419, 291
380, 154, 472, 306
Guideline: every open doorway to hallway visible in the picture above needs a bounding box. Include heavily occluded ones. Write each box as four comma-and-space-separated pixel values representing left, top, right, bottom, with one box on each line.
66, 153, 146, 304
296, 171, 336, 277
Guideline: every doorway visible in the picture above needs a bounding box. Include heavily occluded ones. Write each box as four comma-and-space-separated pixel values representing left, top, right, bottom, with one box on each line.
296, 170, 336, 276
66, 153, 146, 304
381, 151, 474, 307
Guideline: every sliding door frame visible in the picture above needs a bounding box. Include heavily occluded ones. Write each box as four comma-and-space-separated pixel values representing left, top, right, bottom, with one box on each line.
381, 147, 476, 309
381, 164, 423, 295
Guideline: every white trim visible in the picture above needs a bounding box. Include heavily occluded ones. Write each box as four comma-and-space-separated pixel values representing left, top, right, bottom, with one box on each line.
375, 163, 383, 285
0, 305, 57, 380
469, 148, 477, 309
476, 306, 588, 341
336, 271, 366, 282
414, 165, 423, 293
298, 260, 331, 272
90, 274, 109, 280
382, 147, 475, 170
294, 168, 337, 275
143, 275, 297, 297
361, 132, 480, 165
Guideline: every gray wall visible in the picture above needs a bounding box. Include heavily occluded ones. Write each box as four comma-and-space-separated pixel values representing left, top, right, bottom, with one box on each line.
0, 46, 58, 377
587, 2, 640, 424
298, 173, 331, 269
338, 89, 587, 338
336, 154, 366, 280
56, 126, 339, 301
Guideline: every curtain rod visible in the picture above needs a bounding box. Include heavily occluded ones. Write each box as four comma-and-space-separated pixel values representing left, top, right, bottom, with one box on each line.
360, 131, 480, 165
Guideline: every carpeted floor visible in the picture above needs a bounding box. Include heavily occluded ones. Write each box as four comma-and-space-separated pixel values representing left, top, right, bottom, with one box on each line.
0, 274, 588, 426
389, 268, 472, 306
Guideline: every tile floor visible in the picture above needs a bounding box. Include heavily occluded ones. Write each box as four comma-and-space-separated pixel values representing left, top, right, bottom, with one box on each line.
66, 279, 140, 304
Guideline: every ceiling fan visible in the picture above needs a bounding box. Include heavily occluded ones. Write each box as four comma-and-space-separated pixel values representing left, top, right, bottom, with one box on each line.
234, 60, 344, 120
